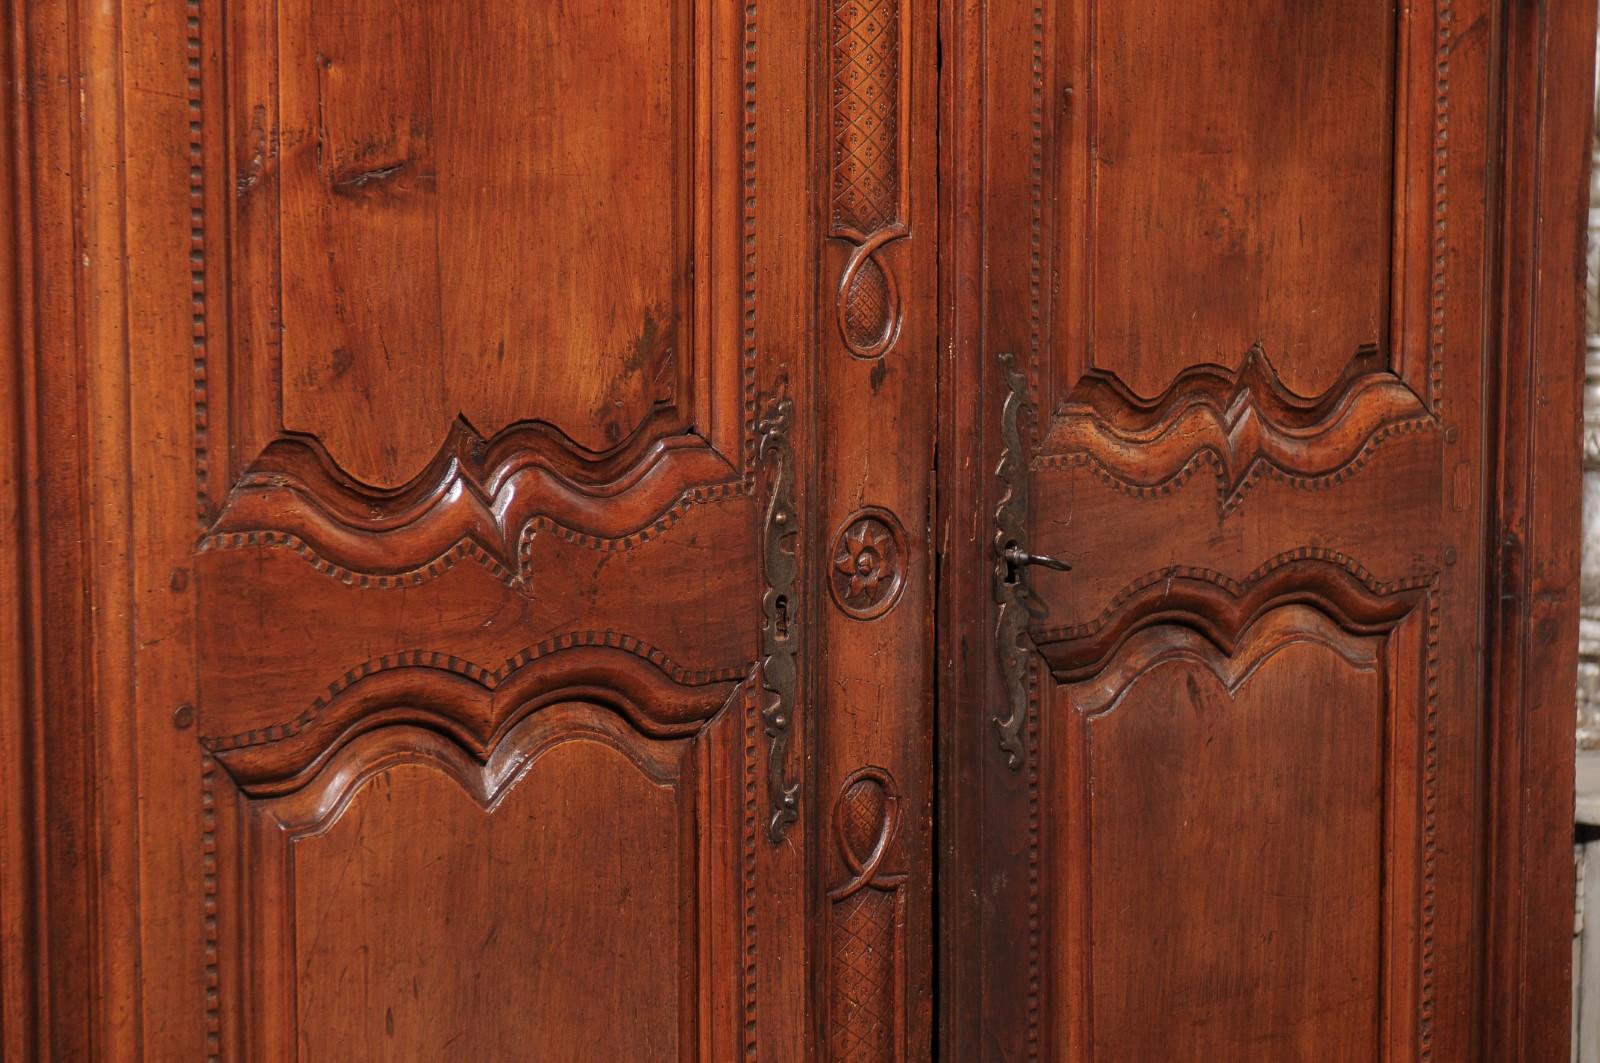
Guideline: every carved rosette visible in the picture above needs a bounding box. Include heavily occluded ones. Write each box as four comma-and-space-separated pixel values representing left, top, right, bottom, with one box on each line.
830, 0, 907, 359
829, 507, 908, 620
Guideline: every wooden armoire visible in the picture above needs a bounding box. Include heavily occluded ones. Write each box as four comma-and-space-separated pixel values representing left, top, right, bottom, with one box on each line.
2, 0, 1594, 1059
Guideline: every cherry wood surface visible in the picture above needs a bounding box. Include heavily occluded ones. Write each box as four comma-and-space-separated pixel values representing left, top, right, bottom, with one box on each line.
938, 1, 1594, 1061
0, 0, 1589, 1060
3, 0, 936, 1057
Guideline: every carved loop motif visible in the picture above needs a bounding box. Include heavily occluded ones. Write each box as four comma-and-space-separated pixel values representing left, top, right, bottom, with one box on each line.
829, 766, 902, 901
831, 0, 907, 360
827, 766, 905, 1063
829, 506, 908, 620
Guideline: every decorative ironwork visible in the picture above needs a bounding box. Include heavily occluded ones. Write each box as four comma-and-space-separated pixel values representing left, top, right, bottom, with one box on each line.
758, 389, 801, 841
994, 350, 1042, 770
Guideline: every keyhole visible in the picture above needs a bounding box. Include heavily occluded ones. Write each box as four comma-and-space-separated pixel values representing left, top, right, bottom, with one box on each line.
1002, 541, 1023, 586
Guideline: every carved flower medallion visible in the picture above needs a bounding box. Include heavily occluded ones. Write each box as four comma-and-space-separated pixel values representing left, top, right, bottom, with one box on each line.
828, 507, 908, 620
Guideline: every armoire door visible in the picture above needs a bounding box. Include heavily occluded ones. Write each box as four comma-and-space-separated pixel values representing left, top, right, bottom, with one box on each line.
2, 0, 936, 1058
939, 0, 1593, 1060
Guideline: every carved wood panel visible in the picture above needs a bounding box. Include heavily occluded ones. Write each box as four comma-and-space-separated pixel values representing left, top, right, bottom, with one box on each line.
1058, 0, 1399, 402
205, 0, 754, 505
205, 703, 732, 1059
180, 0, 817, 1055
1043, 605, 1430, 1059
964, 0, 1497, 1057
828, 0, 909, 360
827, 768, 907, 1063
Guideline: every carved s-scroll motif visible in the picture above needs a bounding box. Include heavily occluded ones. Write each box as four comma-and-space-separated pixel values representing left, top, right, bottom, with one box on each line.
197, 417, 743, 594
1036, 344, 1438, 514
830, 0, 908, 360
757, 391, 800, 842
201, 634, 743, 793
828, 767, 905, 1063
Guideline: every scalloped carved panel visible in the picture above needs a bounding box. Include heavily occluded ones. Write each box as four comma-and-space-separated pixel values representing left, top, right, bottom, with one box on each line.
181, 0, 801, 1052
1042, 606, 1430, 1059
213, 0, 751, 497
1052, 0, 1402, 403
268, 0, 695, 485
205, 704, 735, 1058
1029, 348, 1442, 675
195, 0, 766, 783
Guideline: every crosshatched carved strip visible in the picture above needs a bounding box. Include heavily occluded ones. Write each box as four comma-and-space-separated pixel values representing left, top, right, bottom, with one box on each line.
842, 255, 893, 352
839, 774, 888, 859
827, 766, 905, 1063
830, 888, 897, 1063
830, 0, 900, 236
828, 0, 906, 360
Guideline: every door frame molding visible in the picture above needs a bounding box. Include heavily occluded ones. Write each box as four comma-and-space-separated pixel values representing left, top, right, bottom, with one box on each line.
1482, 1, 1595, 1056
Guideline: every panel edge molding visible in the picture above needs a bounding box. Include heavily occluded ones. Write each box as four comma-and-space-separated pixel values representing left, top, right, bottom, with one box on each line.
199, 418, 744, 590
202, 636, 747, 792
1037, 344, 1439, 513
1036, 553, 1436, 684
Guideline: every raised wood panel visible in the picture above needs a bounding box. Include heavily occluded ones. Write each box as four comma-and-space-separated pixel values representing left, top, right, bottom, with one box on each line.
219, 0, 750, 496
1044, 605, 1428, 1060
208, 704, 719, 1060
195, 484, 755, 749
273, 0, 691, 484
1045, 0, 1455, 415
1028, 349, 1441, 676
195, 0, 768, 827
954, 2, 1490, 1056
1071, 0, 1396, 400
